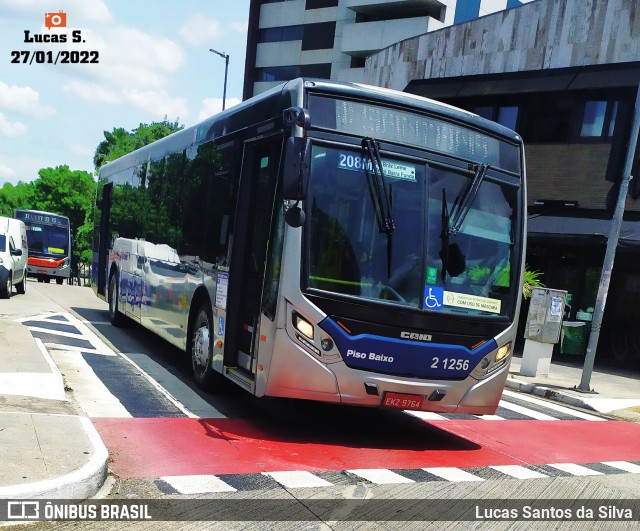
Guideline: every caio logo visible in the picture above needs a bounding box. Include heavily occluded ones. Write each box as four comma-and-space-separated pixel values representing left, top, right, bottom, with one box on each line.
44, 11, 67, 29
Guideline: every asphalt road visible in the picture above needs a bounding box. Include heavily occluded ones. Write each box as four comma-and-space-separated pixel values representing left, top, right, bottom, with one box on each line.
3, 279, 640, 530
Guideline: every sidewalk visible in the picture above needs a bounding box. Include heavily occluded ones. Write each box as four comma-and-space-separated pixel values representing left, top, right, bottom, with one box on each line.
0, 321, 108, 499
507, 352, 640, 421
1, 320, 639, 499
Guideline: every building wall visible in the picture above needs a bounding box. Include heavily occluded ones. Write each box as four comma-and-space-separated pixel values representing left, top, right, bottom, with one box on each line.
526, 144, 613, 210
244, 0, 532, 98
364, 0, 640, 90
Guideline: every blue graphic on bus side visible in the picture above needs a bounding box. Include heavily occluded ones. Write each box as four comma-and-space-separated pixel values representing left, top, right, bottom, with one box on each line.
319, 318, 497, 379
218, 316, 225, 337
423, 285, 443, 310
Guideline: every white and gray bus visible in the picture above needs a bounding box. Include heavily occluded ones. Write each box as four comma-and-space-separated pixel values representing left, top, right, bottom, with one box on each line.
92, 78, 526, 415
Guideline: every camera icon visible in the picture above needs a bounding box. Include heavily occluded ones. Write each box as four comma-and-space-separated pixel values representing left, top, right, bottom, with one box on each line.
45, 10, 67, 29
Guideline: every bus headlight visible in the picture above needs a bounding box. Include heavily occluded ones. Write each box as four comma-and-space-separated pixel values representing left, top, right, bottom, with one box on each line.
472, 342, 512, 379
495, 343, 511, 363
293, 313, 314, 340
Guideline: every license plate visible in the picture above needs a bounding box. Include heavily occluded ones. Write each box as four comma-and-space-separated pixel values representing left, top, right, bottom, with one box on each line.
383, 392, 424, 411
37, 270, 47, 274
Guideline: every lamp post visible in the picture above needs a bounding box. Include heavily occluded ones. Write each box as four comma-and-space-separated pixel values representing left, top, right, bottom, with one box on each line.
209, 48, 229, 111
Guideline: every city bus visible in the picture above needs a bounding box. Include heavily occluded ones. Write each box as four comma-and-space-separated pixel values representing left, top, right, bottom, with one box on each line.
14, 209, 72, 284
92, 78, 526, 415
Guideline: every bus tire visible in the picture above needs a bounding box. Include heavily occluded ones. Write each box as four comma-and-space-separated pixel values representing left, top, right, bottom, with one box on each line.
15, 276, 26, 295
108, 271, 126, 327
190, 303, 220, 390
56, 278, 64, 285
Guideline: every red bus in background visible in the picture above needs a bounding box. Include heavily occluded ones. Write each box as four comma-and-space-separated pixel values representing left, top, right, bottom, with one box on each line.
14, 209, 72, 284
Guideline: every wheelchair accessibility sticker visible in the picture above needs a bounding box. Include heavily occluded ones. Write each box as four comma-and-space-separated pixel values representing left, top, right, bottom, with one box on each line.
423, 286, 444, 310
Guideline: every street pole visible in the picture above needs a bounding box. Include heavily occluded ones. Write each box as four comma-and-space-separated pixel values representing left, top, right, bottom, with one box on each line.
578, 83, 640, 392
209, 48, 229, 111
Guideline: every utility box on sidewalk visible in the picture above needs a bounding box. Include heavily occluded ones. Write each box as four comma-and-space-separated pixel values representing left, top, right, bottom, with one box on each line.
520, 287, 567, 377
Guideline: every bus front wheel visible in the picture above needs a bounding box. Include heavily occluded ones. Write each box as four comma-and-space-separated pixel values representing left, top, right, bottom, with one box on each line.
190, 303, 220, 390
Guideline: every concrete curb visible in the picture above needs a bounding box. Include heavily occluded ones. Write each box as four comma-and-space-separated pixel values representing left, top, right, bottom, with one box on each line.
0, 416, 109, 500
505, 377, 596, 412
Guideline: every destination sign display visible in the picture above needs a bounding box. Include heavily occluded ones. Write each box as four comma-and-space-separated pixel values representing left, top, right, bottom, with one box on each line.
309, 95, 520, 174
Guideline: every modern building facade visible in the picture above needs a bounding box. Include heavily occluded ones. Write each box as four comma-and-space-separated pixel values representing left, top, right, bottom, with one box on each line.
243, 0, 534, 99
362, 0, 640, 365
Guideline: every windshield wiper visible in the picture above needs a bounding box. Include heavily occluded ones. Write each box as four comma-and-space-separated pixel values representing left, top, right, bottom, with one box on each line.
440, 188, 450, 281
439, 163, 489, 281
446, 163, 490, 236
362, 138, 395, 276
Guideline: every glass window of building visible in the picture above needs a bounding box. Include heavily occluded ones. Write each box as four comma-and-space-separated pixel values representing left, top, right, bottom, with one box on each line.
580, 100, 608, 137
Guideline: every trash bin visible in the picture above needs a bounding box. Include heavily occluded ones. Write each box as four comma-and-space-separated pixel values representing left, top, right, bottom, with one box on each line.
560, 321, 587, 355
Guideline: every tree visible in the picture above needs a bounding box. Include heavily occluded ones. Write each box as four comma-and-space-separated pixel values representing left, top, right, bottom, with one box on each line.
93, 118, 183, 171
31, 166, 96, 232
93, 127, 135, 170
29, 166, 96, 269
0, 182, 35, 216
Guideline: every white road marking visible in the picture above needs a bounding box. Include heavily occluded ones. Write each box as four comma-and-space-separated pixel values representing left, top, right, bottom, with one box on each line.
547, 463, 603, 476
161, 475, 237, 494
502, 389, 605, 421
497, 399, 558, 420
601, 461, 640, 473
21, 311, 196, 419
490, 465, 548, 479
115, 351, 197, 419
49, 348, 131, 418
404, 411, 449, 421
423, 467, 484, 482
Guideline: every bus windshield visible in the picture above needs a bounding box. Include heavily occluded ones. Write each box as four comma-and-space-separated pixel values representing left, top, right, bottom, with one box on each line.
25, 222, 69, 257
305, 144, 517, 318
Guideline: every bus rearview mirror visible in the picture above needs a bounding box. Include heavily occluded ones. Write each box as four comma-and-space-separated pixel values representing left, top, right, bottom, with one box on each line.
283, 137, 310, 201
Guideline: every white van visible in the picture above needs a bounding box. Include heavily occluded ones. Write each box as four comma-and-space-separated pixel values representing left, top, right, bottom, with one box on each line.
0, 216, 28, 298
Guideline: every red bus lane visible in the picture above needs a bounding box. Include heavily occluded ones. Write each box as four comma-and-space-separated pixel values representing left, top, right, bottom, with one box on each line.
92, 416, 640, 478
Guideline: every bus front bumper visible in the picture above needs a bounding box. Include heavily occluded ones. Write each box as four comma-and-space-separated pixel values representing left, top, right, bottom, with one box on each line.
264, 329, 511, 415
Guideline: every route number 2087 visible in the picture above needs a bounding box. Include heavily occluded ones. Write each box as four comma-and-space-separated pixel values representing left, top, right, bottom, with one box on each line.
431, 357, 470, 371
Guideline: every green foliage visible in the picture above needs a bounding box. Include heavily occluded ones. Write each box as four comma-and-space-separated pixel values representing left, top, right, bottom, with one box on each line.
468, 265, 491, 282
31, 166, 96, 231
93, 118, 183, 170
0, 181, 35, 216
0, 119, 184, 270
468, 263, 545, 299
2, 166, 96, 267
523, 267, 545, 299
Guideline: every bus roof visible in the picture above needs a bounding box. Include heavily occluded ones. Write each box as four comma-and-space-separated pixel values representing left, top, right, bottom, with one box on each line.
14, 209, 69, 220
99, 78, 521, 179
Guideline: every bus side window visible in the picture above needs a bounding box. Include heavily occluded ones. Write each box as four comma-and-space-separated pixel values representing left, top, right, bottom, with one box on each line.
198, 140, 238, 267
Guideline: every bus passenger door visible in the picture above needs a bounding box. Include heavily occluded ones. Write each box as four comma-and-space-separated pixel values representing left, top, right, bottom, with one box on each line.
224, 135, 282, 372
96, 182, 113, 296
